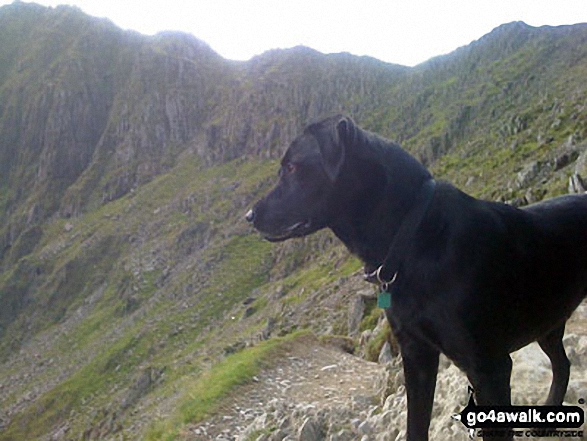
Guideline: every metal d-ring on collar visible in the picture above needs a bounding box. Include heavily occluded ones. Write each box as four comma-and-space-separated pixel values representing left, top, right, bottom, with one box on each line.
376, 266, 398, 293
365, 178, 437, 292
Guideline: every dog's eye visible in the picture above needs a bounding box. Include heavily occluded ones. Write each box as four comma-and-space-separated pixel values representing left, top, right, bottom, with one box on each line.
284, 162, 296, 174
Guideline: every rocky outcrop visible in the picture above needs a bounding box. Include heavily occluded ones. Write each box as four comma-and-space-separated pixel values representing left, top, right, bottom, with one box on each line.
0, 4, 405, 266
569, 145, 587, 193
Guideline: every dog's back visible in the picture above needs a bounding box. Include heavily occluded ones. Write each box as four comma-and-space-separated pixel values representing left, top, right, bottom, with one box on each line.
523, 194, 587, 285
524, 193, 587, 234
501, 193, 587, 345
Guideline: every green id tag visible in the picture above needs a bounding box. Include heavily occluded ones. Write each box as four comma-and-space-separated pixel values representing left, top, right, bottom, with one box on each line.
378, 290, 392, 309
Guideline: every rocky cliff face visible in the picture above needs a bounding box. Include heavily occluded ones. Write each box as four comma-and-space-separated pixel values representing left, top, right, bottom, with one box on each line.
0, 4, 587, 440
0, 3, 407, 260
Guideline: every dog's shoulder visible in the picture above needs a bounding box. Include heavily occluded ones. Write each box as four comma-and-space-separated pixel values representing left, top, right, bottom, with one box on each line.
427, 181, 534, 243
429, 183, 587, 257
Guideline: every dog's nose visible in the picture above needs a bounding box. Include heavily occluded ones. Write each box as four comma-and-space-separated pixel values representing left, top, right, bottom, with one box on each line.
245, 209, 255, 223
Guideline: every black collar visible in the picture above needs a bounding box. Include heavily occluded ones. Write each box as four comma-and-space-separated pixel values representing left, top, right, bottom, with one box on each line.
364, 178, 437, 288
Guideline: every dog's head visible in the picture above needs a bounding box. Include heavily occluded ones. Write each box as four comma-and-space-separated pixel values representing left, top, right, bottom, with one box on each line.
246, 115, 356, 242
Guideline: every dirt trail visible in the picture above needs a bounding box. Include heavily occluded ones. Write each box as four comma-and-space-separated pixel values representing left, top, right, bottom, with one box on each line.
187, 338, 387, 440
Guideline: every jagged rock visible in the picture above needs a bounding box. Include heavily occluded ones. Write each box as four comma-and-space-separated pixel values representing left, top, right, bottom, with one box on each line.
269, 429, 287, 441
515, 161, 542, 188
49, 423, 70, 440
244, 306, 257, 318
565, 377, 587, 404
223, 341, 247, 355
524, 187, 546, 204
357, 419, 373, 434
348, 295, 365, 337
298, 417, 324, 441
537, 134, 555, 146
319, 335, 355, 354
574, 147, 587, 172
506, 196, 529, 207
569, 146, 587, 193
328, 429, 355, 441
238, 413, 269, 440
359, 329, 373, 351
501, 114, 529, 136
569, 174, 587, 193
564, 335, 587, 368
553, 150, 578, 171
120, 366, 162, 411
260, 317, 276, 340
378, 341, 393, 365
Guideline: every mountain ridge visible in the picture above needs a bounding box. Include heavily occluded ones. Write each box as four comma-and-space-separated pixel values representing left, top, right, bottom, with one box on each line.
0, 4, 587, 439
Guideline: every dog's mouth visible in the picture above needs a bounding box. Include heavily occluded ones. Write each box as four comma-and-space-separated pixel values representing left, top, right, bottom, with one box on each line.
262, 220, 312, 242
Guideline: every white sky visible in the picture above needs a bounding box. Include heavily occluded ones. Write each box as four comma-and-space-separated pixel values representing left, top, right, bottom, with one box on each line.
3, 0, 587, 66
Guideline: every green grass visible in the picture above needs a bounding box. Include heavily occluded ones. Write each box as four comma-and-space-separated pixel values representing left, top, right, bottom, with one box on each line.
359, 297, 381, 333
0, 321, 150, 441
281, 258, 340, 294
145, 330, 310, 441
365, 320, 395, 363
0, 155, 282, 439
185, 233, 273, 327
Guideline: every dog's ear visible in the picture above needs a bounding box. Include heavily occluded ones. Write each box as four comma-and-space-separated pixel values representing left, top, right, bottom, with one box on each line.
336, 116, 356, 145
320, 116, 355, 182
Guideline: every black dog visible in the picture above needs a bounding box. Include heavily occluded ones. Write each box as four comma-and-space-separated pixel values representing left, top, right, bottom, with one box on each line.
246, 115, 587, 441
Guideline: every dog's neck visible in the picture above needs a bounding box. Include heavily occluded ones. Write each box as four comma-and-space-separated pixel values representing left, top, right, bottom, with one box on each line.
327, 132, 432, 271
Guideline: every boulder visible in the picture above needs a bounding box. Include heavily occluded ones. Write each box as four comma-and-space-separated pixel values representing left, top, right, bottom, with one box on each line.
515, 161, 542, 188
348, 296, 365, 337
378, 341, 393, 365
569, 146, 587, 193
298, 417, 324, 441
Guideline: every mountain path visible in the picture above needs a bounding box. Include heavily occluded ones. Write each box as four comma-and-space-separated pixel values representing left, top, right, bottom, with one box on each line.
186, 338, 388, 440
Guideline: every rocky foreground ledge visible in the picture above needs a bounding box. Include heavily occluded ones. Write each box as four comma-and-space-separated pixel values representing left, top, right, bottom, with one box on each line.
179, 300, 587, 441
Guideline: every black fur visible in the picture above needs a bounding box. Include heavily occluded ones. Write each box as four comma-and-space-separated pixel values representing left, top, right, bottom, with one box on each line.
247, 115, 587, 441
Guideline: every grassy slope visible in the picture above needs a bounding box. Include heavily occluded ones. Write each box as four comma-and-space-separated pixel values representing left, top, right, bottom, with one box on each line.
144, 330, 312, 441
0, 152, 358, 440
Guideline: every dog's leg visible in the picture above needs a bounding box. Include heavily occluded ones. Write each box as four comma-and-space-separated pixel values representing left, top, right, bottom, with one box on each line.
469, 356, 512, 405
400, 339, 440, 441
468, 355, 513, 441
538, 324, 570, 405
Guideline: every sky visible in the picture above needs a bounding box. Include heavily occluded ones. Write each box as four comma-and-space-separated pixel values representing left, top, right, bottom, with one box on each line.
2, 0, 587, 66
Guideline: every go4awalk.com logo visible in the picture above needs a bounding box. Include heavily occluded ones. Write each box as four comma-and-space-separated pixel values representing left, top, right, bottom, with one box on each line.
452, 387, 585, 438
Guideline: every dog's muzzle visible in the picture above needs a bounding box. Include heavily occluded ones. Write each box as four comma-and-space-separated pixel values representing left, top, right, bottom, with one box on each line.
245, 209, 255, 223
